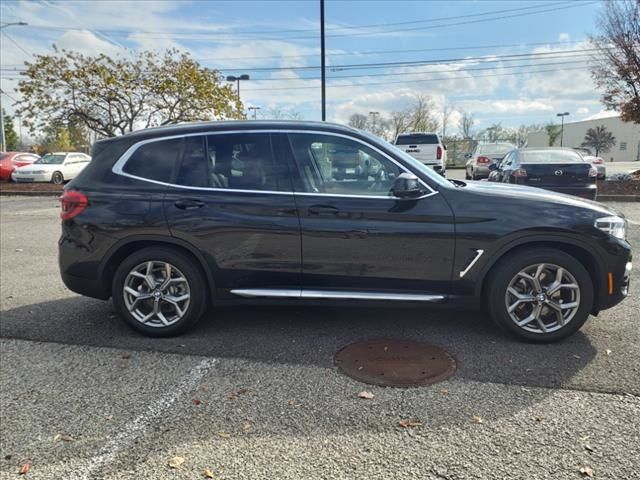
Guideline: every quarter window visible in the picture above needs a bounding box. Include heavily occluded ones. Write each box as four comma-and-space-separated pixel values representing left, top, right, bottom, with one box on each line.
288, 133, 402, 196
123, 138, 182, 183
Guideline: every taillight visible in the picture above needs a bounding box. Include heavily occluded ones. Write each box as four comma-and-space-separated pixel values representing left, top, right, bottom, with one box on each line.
512, 168, 528, 177
588, 167, 598, 177
60, 190, 88, 221
476, 156, 491, 164
437, 146, 443, 160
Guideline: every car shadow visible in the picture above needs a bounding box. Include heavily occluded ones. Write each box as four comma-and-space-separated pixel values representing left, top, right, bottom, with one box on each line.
0, 295, 596, 390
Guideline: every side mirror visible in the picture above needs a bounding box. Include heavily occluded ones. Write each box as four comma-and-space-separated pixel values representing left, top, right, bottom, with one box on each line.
392, 173, 424, 199
488, 163, 498, 171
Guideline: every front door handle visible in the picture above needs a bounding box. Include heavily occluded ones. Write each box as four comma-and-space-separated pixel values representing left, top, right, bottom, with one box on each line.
308, 204, 339, 216
174, 199, 205, 210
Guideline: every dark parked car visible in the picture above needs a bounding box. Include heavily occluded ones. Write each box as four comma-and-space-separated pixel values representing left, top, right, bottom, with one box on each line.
59, 121, 632, 342
488, 147, 598, 200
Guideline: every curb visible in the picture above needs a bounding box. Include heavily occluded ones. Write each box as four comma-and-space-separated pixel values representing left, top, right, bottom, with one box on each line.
597, 194, 639, 202
0, 190, 61, 197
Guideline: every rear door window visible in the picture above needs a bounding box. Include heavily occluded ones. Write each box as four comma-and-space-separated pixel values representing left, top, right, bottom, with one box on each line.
123, 138, 183, 183
173, 133, 291, 192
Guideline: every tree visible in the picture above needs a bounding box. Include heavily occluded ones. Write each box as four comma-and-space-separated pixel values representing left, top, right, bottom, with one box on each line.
16, 47, 243, 138
590, 0, 640, 123
544, 123, 562, 146
266, 108, 303, 120
348, 113, 369, 130
581, 125, 617, 156
458, 110, 475, 139
2, 109, 19, 151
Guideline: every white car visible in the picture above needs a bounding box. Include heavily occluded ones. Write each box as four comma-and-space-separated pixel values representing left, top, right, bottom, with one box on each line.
394, 132, 447, 176
12, 152, 91, 184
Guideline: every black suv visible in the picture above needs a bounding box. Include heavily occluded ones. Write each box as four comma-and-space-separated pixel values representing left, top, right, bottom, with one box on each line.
59, 121, 632, 342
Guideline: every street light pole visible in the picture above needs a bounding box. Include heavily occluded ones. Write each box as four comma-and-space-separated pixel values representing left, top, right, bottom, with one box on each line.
226, 74, 250, 105
0, 21, 28, 30
556, 111, 569, 147
248, 106, 261, 120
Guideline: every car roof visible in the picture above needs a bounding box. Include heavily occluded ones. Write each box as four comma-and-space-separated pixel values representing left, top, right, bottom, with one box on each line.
396, 132, 438, 136
116, 120, 360, 142
518, 147, 577, 152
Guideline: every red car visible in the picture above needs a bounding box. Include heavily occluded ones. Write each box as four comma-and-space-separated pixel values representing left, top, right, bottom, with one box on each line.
0, 152, 40, 181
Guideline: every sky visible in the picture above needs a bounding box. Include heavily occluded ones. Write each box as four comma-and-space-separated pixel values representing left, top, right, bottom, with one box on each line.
0, 0, 620, 137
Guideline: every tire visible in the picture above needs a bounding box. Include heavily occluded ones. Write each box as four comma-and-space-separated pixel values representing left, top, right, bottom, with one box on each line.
486, 248, 593, 343
112, 247, 208, 337
465, 170, 471, 180
51, 171, 64, 184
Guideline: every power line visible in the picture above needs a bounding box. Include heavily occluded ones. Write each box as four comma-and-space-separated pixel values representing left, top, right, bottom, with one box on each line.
0, 89, 19, 102
18, 1, 594, 42
0, 31, 32, 57
243, 65, 589, 92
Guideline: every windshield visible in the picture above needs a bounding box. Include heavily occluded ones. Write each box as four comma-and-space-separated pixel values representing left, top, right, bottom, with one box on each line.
520, 150, 585, 163
35, 154, 66, 165
395, 134, 439, 145
359, 130, 451, 188
478, 144, 515, 155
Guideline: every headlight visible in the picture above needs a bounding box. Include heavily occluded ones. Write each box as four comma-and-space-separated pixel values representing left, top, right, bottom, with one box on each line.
595, 215, 627, 240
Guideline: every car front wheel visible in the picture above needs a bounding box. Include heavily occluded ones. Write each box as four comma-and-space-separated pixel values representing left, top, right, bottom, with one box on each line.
487, 248, 593, 342
112, 247, 208, 336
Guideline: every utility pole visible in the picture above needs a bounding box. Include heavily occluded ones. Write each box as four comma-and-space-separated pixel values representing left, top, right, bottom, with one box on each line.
0, 22, 28, 152
556, 111, 569, 147
369, 111, 379, 133
320, 0, 326, 121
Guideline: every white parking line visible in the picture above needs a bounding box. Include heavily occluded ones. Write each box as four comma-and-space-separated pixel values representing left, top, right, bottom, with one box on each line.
68, 358, 217, 480
627, 219, 640, 226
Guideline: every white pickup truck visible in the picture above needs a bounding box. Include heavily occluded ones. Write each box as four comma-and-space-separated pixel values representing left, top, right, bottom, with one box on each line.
394, 132, 447, 176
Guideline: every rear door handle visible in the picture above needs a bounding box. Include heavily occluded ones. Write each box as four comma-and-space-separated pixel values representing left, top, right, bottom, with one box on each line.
174, 199, 205, 210
308, 204, 339, 216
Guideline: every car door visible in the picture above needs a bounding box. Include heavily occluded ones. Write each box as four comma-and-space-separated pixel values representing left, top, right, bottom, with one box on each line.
284, 131, 455, 298
162, 132, 301, 298
62, 155, 78, 178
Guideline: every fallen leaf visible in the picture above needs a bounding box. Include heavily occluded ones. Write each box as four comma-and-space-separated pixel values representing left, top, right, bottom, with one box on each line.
203, 468, 215, 478
236, 388, 248, 395
584, 444, 595, 452
15, 248, 24, 253
357, 366, 364, 370
168, 456, 185, 469
121, 352, 131, 359
472, 415, 484, 424
105, 415, 113, 421
193, 399, 201, 406
357, 391, 375, 400
579, 466, 594, 477
18, 464, 30, 475
287, 400, 301, 407
605, 349, 612, 356
52, 433, 61, 442
383, 346, 388, 352
216, 431, 231, 439
440, 389, 449, 395
60, 434, 74, 442
242, 421, 252, 431
573, 355, 581, 359
399, 419, 423, 428
534, 416, 544, 423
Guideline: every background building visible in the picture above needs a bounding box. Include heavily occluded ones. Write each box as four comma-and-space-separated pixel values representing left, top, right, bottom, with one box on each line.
527, 116, 640, 162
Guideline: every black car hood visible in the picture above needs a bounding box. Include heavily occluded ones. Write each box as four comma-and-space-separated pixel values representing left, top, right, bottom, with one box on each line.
458, 180, 618, 216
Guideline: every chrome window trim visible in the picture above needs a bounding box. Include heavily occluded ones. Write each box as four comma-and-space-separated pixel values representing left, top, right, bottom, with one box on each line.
459, 249, 484, 278
111, 129, 438, 200
230, 288, 445, 302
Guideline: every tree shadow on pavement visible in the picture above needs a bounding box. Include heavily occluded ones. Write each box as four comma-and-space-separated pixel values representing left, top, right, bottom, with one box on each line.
0, 295, 598, 391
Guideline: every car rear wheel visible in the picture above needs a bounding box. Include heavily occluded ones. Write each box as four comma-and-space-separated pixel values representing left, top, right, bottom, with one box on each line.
51, 171, 64, 184
465, 169, 471, 180
487, 248, 593, 342
112, 247, 208, 336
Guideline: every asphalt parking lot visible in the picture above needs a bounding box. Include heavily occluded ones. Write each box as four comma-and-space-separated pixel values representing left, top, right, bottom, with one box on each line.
1, 196, 639, 479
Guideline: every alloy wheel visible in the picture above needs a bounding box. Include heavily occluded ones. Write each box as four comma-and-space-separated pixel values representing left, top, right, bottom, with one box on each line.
123, 261, 191, 328
505, 263, 581, 334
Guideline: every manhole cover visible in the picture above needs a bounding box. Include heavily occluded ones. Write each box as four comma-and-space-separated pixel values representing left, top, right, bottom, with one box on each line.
335, 339, 456, 387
